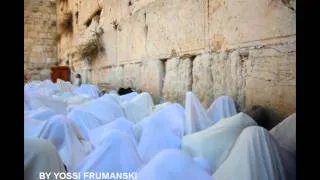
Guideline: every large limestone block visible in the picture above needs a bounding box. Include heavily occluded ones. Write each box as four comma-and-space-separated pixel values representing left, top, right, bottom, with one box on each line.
123, 63, 142, 89
118, 0, 156, 20
192, 53, 214, 108
117, 9, 146, 63
104, 66, 124, 88
146, 0, 207, 59
140, 60, 164, 103
209, 0, 296, 49
39, 69, 51, 81
211, 51, 245, 109
99, 27, 118, 67
162, 57, 192, 104
79, 0, 101, 26
244, 43, 296, 126
99, 0, 119, 31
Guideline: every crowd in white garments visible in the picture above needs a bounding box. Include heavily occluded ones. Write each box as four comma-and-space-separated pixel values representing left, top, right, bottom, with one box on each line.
24, 79, 296, 180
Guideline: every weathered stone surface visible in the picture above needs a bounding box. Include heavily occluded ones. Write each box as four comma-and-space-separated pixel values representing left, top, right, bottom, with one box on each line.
52, 0, 296, 126
211, 51, 245, 109
209, 0, 296, 49
123, 63, 142, 89
243, 43, 296, 127
117, 9, 146, 63
39, 69, 51, 80
162, 57, 192, 104
25, 0, 57, 81
104, 66, 124, 88
101, 28, 118, 66
192, 53, 214, 108
140, 60, 164, 103
146, 0, 207, 59
78, 0, 100, 26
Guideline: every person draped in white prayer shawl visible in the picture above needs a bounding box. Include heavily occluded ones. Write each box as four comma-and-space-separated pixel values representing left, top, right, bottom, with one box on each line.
24, 106, 58, 121
67, 93, 125, 141
138, 149, 212, 180
25, 139, 66, 180
119, 91, 139, 103
136, 103, 185, 163
184, 92, 238, 135
67, 108, 104, 141
73, 73, 82, 87
73, 84, 100, 99
88, 117, 137, 148
207, 95, 237, 123
270, 113, 296, 159
74, 97, 125, 125
182, 112, 257, 173
73, 130, 143, 179
212, 126, 296, 180
24, 114, 91, 170
26, 93, 68, 115
122, 92, 154, 124
56, 79, 77, 93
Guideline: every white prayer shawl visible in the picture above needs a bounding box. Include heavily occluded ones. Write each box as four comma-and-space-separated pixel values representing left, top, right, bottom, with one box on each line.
24, 115, 88, 170
24, 139, 66, 180
137, 122, 181, 163
152, 102, 172, 113
73, 84, 100, 99
56, 79, 77, 93
67, 109, 104, 141
122, 92, 154, 124
270, 113, 296, 158
88, 117, 137, 148
73, 77, 81, 87
24, 107, 58, 121
184, 91, 214, 134
182, 112, 257, 173
65, 95, 91, 106
207, 95, 237, 123
73, 131, 143, 177
193, 157, 212, 175
26, 93, 68, 115
213, 126, 296, 180
25, 118, 47, 138
135, 103, 185, 140
138, 149, 212, 180
97, 94, 122, 108
76, 99, 125, 125
119, 92, 139, 103
25, 80, 59, 97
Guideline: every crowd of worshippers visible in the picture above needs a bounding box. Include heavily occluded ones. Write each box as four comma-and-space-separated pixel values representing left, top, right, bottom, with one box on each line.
24, 79, 296, 180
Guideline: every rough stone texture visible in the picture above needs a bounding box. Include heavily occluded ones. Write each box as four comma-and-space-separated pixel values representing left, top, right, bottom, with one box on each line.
211, 51, 245, 109
209, 0, 296, 50
105, 66, 124, 88
78, 0, 101, 26
24, 0, 57, 80
54, 0, 296, 122
192, 53, 214, 108
146, 0, 207, 59
123, 63, 142, 89
162, 58, 192, 104
243, 42, 296, 127
117, 9, 147, 63
140, 60, 164, 103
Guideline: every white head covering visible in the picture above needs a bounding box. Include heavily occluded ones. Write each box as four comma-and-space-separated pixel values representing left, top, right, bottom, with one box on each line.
138, 149, 212, 180
213, 126, 295, 180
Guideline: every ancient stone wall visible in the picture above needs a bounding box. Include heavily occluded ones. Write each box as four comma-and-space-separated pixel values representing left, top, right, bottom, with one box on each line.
57, 0, 296, 124
24, 0, 57, 80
